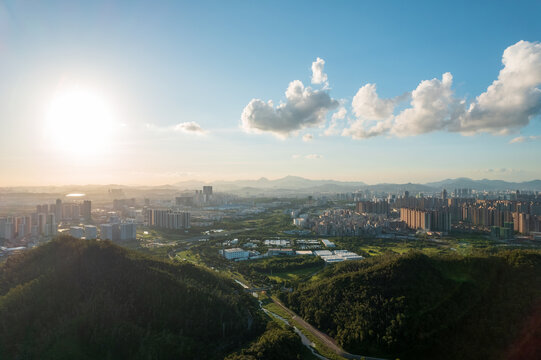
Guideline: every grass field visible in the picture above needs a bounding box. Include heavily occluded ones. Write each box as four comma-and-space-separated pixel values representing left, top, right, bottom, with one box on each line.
267, 264, 325, 283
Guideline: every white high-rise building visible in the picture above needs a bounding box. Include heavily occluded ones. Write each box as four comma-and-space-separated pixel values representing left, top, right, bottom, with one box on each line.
100, 224, 113, 240
84, 225, 97, 240
119, 223, 137, 241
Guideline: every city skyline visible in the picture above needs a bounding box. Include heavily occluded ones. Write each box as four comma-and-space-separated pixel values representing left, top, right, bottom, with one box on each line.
1, 0, 541, 186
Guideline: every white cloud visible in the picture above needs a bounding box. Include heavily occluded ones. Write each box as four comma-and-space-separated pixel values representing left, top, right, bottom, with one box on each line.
332, 107, 347, 121
174, 121, 206, 134
391, 72, 462, 136
509, 135, 541, 144
324, 107, 347, 136
457, 40, 541, 134
302, 133, 313, 142
241, 79, 338, 137
311, 57, 328, 85
292, 153, 323, 159
352, 83, 396, 120
342, 118, 393, 139
146, 121, 207, 135
343, 40, 541, 139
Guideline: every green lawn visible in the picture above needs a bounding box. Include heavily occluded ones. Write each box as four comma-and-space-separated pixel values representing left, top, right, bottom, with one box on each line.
267, 265, 324, 283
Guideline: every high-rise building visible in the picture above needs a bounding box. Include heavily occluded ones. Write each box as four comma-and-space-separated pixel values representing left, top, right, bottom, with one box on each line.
37, 213, 47, 235
119, 223, 137, 241
84, 225, 97, 240
400, 208, 451, 233
148, 209, 191, 229
47, 213, 57, 236
82, 200, 92, 221
0, 218, 15, 240
100, 224, 113, 240
55, 199, 63, 221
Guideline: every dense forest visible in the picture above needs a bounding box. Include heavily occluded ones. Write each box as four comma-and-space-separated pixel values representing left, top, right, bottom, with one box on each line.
282, 250, 541, 360
0, 236, 266, 359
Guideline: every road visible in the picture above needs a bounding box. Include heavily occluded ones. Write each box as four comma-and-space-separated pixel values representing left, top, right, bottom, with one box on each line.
271, 297, 387, 360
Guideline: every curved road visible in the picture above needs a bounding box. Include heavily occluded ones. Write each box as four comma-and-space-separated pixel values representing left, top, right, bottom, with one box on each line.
271, 297, 386, 360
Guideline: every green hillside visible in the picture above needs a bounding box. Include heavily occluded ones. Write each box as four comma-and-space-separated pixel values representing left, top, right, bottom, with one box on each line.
282, 251, 541, 360
0, 236, 265, 360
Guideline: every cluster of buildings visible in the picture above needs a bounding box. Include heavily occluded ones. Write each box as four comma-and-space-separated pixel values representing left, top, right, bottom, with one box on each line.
147, 209, 191, 230
175, 186, 214, 207
99, 222, 137, 241
296, 209, 404, 237
313, 249, 364, 263
399, 208, 452, 233
220, 238, 363, 264
0, 199, 88, 241
291, 189, 541, 238
398, 195, 541, 236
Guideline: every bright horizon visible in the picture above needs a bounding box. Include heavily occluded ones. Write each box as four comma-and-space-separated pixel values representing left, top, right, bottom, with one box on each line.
1, 1, 541, 187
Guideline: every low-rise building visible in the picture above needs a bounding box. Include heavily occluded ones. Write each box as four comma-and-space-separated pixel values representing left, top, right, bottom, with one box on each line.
222, 248, 250, 260
267, 248, 295, 256
321, 239, 336, 247
69, 226, 84, 239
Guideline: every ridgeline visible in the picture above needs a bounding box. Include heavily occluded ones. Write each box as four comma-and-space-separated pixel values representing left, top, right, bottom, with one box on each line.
0, 236, 266, 359
282, 250, 541, 360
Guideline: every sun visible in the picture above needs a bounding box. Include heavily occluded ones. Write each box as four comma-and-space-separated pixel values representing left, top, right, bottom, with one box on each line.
44, 86, 115, 156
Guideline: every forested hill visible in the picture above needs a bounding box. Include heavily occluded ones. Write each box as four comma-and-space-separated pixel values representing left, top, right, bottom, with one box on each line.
282, 251, 541, 360
0, 236, 265, 360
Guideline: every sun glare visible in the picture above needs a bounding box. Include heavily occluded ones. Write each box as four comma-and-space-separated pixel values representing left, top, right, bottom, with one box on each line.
44, 86, 114, 157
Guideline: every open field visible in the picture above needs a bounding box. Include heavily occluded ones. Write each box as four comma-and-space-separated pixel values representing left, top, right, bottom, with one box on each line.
267, 264, 325, 283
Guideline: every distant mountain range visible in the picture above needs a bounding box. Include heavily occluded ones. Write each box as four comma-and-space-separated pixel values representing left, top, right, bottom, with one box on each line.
173, 176, 541, 193
2, 176, 541, 195
175, 175, 367, 192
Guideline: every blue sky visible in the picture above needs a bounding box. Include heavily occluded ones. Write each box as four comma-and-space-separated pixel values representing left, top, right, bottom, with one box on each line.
1, 0, 540, 186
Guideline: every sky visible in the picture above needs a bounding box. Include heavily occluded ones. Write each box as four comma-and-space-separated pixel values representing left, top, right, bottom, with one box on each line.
1, 0, 541, 186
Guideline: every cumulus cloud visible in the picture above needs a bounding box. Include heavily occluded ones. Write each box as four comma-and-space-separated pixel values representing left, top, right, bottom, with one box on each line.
457, 40, 541, 134
241, 78, 338, 137
352, 83, 396, 120
343, 40, 541, 139
302, 133, 313, 142
391, 72, 462, 136
174, 121, 206, 134
311, 57, 328, 85
509, 135, 541, 143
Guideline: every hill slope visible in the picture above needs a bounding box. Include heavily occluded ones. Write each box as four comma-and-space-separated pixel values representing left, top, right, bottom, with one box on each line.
282, 251, 541, 360
0, 237, 265, 359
